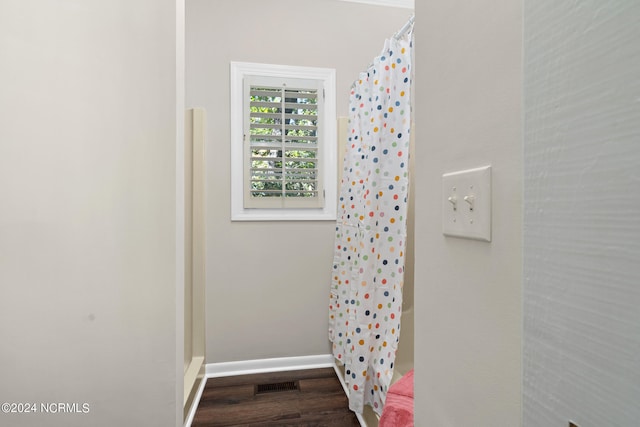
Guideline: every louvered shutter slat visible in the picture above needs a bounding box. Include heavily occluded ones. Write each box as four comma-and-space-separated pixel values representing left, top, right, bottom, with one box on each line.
247, 81, 322, 208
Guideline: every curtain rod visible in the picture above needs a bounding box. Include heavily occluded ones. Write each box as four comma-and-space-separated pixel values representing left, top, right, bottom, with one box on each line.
350, 14, 415, 88
393, 14, 415, 40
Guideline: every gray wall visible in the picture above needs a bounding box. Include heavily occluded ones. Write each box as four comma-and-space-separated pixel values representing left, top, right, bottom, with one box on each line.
413, 0, 640, 425
186, 0, 412, 363
523, 1, 640, 426
413, 0, 523, 425
0, 1, 179, 426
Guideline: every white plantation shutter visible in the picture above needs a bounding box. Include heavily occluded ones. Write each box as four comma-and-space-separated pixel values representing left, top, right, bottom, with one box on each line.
244, 76, 324, 208
230, 62, 336, 221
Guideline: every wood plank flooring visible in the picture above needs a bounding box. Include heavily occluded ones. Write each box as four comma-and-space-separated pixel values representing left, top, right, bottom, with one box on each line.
191, 367, 360, 427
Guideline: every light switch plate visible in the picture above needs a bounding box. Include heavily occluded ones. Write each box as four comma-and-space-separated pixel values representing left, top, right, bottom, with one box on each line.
442, 165, 491, 242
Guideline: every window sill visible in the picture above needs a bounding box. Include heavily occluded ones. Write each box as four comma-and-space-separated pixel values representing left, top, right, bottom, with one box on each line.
231, 208, 336, 222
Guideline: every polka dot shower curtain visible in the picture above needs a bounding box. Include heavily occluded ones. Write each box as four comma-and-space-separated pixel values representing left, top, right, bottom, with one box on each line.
328, 25, 412, 416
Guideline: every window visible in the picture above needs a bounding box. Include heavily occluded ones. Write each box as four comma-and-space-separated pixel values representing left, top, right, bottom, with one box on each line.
245, 77, 322, 208
231, 62, 337, 221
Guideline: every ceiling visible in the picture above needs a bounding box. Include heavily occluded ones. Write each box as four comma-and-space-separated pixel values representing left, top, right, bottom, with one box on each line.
335, 0, 414, 10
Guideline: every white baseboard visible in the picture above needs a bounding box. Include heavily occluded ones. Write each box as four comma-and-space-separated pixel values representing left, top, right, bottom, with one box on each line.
205, 354, 334, 378
183, 375, 206, 427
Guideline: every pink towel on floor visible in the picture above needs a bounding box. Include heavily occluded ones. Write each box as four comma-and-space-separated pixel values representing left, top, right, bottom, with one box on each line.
379, 369, 414, 427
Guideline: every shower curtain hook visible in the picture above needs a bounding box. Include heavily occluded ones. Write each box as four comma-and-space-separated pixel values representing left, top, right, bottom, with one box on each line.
393, 14, 415, 40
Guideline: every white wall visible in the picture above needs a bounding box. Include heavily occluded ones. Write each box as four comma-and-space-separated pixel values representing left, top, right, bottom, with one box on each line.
0, 1, 180, 426
413, 0, 523, 425
186, 0, 412, 363
523, 2, 640, 426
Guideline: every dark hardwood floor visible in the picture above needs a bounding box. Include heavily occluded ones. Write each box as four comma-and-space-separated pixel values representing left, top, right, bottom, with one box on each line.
191, 367, 360, 427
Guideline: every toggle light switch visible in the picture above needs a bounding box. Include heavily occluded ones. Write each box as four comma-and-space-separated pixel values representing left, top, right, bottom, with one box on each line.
442, 165, 491, 241
463, 195, 475, 211
448, 195, 458, 211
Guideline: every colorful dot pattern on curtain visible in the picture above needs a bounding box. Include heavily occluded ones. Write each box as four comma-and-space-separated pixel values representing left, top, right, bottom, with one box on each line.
328, 33, 412, 416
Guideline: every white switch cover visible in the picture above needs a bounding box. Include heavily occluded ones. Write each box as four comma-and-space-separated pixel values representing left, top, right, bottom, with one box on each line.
442, 165, 491, 242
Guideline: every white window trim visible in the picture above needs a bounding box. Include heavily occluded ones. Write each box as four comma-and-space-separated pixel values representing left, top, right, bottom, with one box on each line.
230, 61, 337, 221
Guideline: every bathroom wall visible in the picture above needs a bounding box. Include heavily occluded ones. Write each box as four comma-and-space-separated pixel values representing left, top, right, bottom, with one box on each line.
413, 0, 523, 425
186, 0, 412, 363
523, 2, 640, 426
0, 0, 180, 426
